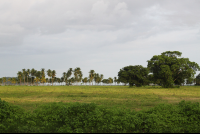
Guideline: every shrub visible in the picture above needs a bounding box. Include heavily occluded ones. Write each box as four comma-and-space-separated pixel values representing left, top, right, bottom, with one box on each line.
1, 98, 200, 133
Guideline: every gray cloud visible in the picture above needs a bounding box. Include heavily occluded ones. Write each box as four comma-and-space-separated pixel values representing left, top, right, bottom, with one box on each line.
0, 0, 200, 78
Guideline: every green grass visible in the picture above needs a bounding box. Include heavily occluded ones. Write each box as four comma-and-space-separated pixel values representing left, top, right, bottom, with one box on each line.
0, 85, 200, 113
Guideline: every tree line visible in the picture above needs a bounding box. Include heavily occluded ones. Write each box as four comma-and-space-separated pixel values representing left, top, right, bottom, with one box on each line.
117, 51, 200, 88
0, 68, 119, 86
0, 51, 200, 88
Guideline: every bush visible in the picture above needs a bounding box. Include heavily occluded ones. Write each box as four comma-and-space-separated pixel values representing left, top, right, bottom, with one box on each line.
1, 98, 200, 133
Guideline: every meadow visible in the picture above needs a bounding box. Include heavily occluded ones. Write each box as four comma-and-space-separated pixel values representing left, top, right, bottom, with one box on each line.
1, 85, 200, 133
1, 85, 200, 112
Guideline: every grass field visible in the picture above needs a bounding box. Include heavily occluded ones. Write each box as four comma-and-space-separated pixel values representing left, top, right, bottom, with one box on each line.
1, 85, 200, 113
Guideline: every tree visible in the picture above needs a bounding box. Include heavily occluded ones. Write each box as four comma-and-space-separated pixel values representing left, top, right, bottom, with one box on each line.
41, 68, 46, 86
31, 68, 36, 86
26, 69, 30, 85
114, 77, 117, 85
57, 78, 61, 86
12, 78, 17, 85
89, 70, 95, 85
94, 73, 100, 85
2, 77, 6, 86
74, 67, 82, 85
62, 72, 67, 84
40, 77, 46, 86
61, 77, 64, 86
46, 78, 48, 86
64, 68, 73, 85
17, 71, 23, 86
8, 78, 12, 85
52, 70, 56, 86
196, 73, 200, 85
102, 79, 109, 85
147, 51, 200, 88
108, 77, 113, 85
82, 77, 88, 85
0, 78, 2, 86
47, 69, 52, 86
100, 74, 103, 85
34, 77, 40, 86
118, 65, 149, 87
69, 77, 75, 85
22, 69, 26, 85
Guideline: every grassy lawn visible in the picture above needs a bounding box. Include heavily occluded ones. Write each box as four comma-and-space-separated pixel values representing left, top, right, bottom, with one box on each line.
0, 85, 200, 112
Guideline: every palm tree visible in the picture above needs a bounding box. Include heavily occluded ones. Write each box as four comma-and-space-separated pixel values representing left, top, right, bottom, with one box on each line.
34, 77, 40, 86
22, 69, 26, 85
82, 77, 88, 85
57, 78, 61, 86
0, 78, 2, 86
35, 71, 41, 85
17, 71, 23, 85
26, 69, 30, 86
8, 78, 12, 85
63, 72, 67, 84
46, 78, 48, 86
40, 77, 46, 86
73, 68, 78, 85
41, 68, 46, 86
66, 68, 73, 85
89, 70, 95, 85
52, 70, 56, 86
69, 77, 75, 85
2, 77, 7, 86
61, 77, 64, 86
54, 77, 57, 86
47, 69, 52, 86
100, 74, 103, 85
12, 78, 17, 85
74, 67, 82, 85
31, 68, 36, 86
108, 77, 113, 85
114, 77, 117, 85
41, 68, 45, 77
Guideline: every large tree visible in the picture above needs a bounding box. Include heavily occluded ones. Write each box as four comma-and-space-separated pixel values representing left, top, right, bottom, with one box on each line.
147, 51, 200, 88
118, 65, 149, 87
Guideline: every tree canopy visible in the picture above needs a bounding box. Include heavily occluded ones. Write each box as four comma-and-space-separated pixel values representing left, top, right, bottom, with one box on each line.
147, 51, 200, 88
118, 65, 149, 87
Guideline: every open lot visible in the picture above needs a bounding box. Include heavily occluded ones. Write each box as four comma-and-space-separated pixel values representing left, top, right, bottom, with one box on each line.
1, 85, 200, 112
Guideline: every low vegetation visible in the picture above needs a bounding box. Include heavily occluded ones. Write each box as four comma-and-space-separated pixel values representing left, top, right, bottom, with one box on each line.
1, 86, 200, 133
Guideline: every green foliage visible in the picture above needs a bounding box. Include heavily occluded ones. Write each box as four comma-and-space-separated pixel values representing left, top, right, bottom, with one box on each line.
118, 65, 149, 87
147, 51, 200, 88
196, 73, 200, 85
1, 97, 200, 133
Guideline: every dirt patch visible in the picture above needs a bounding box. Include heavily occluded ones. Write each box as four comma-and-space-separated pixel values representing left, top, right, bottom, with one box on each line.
134, 108, 143, 111
182, 97, 200, 101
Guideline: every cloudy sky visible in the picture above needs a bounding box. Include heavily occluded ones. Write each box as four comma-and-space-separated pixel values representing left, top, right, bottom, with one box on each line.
1, 0, 200, 79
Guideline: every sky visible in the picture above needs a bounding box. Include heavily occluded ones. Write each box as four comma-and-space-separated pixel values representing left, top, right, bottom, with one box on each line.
1, 0, 200, 79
